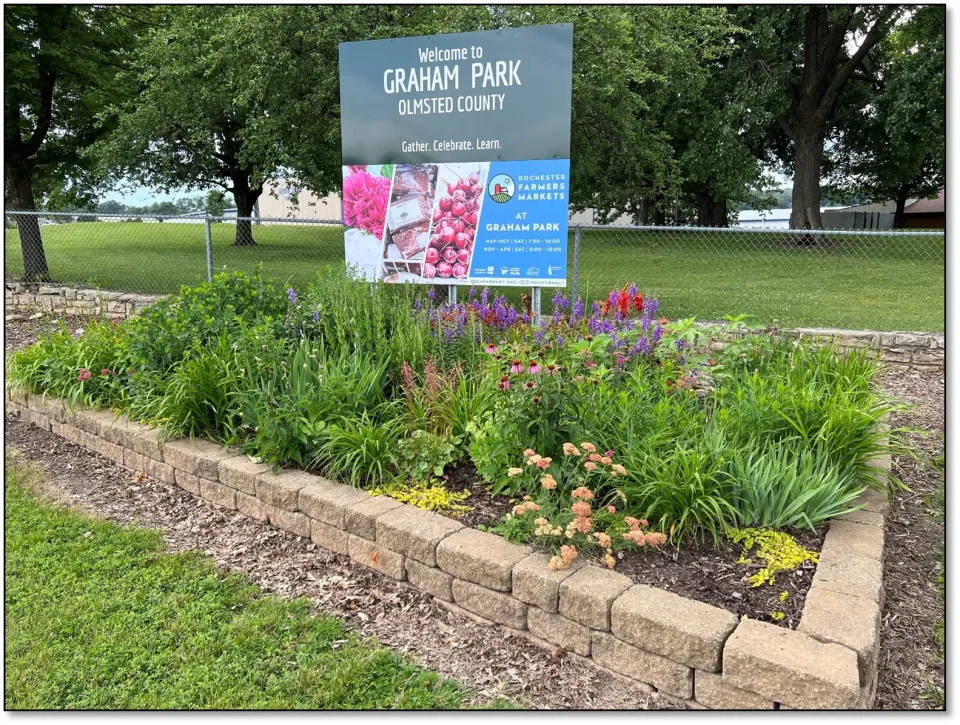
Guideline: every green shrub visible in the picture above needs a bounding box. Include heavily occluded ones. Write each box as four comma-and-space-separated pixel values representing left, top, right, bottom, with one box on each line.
126, 271, 287, 375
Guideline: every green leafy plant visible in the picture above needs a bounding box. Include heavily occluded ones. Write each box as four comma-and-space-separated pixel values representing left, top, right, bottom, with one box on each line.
125, 271, 287, 375
313, 411, 403, 488
397, 430, 460, 481
8, 319, 131, 410
725, 442, 865, 530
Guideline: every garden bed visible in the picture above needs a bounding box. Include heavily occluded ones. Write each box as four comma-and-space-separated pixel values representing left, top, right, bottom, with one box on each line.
5, 390, 890, 710
6, 268, 905, 709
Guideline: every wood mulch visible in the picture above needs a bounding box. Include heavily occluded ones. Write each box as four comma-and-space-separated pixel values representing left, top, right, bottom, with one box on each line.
4, 417, 669, 710
873, 367, 945, 710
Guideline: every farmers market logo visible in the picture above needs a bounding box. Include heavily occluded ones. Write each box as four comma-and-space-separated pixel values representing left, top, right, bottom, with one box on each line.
488, 174, 514, 203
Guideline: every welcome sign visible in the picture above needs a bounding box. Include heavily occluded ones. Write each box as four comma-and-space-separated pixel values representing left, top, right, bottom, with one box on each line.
338, 24, 573, 286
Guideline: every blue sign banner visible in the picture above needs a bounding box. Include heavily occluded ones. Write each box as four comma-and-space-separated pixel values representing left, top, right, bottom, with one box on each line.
467, 159, 569, 287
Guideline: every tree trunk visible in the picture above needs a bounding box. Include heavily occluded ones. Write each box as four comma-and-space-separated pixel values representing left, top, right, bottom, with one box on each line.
697, 187, 728, 227
5, 162, 50, 281
652, 194, 666, 226
789, 125, 826, 231
639, 196, 650, 226
892, 185, 910, 229
231, 183, 262, 246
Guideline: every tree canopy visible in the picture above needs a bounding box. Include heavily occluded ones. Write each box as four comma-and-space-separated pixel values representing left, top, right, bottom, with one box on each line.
824, 5, 945, 226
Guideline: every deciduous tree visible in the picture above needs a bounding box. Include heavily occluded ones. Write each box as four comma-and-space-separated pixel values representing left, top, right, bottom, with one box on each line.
735, 5, 906, 229
4, 5, 145, 279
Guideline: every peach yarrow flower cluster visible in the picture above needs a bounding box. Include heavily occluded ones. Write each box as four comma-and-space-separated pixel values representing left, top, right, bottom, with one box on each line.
498, 443, 666, 572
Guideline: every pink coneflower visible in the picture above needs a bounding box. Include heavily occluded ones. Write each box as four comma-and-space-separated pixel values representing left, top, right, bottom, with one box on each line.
485, 343, 499, 355
528, 360, 541, 374
510, 360, 524, 374
524, 381, 536, 390
545, 363, 559, 375
497, 376, 510, 391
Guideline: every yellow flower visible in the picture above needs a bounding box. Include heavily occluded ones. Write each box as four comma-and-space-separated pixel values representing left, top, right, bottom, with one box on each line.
507, 467, 523, 477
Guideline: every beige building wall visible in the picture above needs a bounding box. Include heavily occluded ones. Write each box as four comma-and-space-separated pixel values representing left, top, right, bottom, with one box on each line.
258, 180, 342, 221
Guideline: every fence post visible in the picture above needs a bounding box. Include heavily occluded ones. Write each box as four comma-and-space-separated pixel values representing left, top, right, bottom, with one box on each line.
572, 224, 582, 300
204, 216, 214, 282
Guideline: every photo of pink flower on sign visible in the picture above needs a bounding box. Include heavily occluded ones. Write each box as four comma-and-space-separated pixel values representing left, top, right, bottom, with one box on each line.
342, 164, 394, 281
343, 165, 392, 241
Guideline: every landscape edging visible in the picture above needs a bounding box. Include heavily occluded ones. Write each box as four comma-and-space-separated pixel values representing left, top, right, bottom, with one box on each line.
4, 282, 944, 369
5, 387, 887, 710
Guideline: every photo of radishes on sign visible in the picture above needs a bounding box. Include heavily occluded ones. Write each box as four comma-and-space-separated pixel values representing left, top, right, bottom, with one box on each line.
424, 163, 488, 280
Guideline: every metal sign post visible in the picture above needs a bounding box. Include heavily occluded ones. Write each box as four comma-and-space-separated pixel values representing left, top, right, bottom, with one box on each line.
531, 286, 541, 325
448, 285, 457, 305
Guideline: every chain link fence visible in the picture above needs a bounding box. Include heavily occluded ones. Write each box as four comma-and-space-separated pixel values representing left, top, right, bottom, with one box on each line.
4, 210, 945, 331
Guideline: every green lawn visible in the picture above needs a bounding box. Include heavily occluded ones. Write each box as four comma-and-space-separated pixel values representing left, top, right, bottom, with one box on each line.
3, 461, 473, 710
5, 221, 944, 331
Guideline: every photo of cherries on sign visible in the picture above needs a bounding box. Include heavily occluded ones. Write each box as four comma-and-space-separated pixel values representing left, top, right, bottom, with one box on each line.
424, 168, 483, 279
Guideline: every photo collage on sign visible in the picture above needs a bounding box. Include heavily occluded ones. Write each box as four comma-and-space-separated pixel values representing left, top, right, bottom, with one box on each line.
379, 162, 490, 283
342, 164, 393, 282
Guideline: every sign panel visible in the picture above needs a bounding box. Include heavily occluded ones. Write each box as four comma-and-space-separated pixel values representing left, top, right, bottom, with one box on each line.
339, 24, 573, 286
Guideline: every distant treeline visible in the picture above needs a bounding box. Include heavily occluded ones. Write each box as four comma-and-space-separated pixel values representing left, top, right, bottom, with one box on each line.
96, 195, 232, 216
